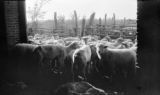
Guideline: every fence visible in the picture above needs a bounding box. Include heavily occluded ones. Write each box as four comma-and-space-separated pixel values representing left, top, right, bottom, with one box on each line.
27, 24, 137, 40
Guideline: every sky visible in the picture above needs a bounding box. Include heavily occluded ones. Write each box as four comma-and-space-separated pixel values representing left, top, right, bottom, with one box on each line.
26, 0, 137, 21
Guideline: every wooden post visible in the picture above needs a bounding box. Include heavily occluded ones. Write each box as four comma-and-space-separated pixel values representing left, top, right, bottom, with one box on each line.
123, 17, 126, 27
88, 12, 95, 27
74, 10, 78, 36
104, 13, 107, 27
112, 13, 116, 29
99, 18, 102, 25
54, 12, 58, 32
81, 17, 86, 37
88, 12, 95, 35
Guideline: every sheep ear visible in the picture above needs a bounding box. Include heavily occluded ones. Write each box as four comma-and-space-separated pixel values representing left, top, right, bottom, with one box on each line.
96, 47, 101, 60
97, 52, 101, 60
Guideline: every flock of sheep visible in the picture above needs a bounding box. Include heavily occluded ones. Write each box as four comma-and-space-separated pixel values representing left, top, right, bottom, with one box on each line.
5, 34, 138, 95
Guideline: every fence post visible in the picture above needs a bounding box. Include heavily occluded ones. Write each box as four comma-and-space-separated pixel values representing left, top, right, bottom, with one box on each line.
54, 12, 58, 34
74, 10, 78, 37
81, 17, 86, 37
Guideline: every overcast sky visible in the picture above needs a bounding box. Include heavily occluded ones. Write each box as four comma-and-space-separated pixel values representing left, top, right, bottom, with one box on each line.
26, 0, 137, 21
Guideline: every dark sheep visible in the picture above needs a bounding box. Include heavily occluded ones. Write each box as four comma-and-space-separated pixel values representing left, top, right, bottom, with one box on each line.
53, 81, 108, 95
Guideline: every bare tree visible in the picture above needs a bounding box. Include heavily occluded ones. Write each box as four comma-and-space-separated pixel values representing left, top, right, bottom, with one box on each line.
27, 0, 51, 33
